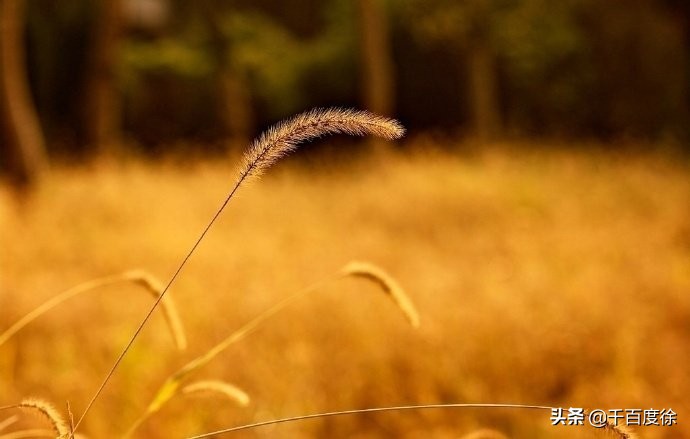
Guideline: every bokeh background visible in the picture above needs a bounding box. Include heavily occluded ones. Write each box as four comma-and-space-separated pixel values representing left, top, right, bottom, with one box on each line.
1, 0, 690, 438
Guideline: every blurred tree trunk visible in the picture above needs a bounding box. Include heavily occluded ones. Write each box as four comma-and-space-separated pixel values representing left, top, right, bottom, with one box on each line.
200, 2, 253, 152
467, 41, 501, 141
356, 0, 395, 151
217, 67, 253, 151
83, 0, 123, 155
356, 0, 395, 116
665, 0, 690, 135
0, 0, 48, 189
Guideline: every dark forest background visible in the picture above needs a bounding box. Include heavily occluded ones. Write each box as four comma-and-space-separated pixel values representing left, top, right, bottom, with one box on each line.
2, 0, 690, 187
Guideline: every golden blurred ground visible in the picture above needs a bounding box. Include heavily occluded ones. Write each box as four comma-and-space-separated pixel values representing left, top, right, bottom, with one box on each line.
1, 142, 689, 438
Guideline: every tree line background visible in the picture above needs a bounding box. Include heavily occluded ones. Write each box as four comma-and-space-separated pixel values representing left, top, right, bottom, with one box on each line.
2, 0, 690, 187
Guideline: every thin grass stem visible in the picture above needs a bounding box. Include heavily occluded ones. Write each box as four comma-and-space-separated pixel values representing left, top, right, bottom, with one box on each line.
185, 403, 554, 438
123, 273, 341, 438
73, 108, 404, 436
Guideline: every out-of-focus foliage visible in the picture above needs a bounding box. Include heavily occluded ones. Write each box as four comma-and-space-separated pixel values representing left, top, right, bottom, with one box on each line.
115, 0, 358, 143
404, 0, 503, 45
218, 5, 355, 116
493, 0, 592, 134
16, 0, 690, 153
220, 12, 311, 114
580, 1, 687, 137
122, 38, 212, 78
403, 0, 687, 137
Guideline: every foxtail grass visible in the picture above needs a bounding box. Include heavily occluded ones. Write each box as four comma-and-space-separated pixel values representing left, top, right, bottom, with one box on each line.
341, 261, 420, 327
74, 108, 404, 435
581, 410, 638, 439
238, 108, 404, 185
182, 381, 250, 407
0, 270, 186, 351
3, 398, 69, 439
601, 417, 638, 439
124, 260, 416, 437
604, 424, 638, 439
121, 270, 187, 350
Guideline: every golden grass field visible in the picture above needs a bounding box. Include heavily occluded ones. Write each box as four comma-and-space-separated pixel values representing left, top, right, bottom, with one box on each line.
1, 141, 689, 438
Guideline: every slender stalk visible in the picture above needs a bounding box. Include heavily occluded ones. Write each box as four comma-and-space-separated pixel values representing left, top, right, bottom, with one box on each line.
73, 180, 243, 435
122, 273, 342, 438
124, 258, 417, 437
0, 271, 185, 350
73, 108, 404, 437
185, 403, 554, 438
0, 274, 131, 347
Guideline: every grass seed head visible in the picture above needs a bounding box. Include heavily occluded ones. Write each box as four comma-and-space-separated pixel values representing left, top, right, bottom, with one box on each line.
18, 398, 69, 439
603, 422, 638, 439
182, 380, 251, 407
341, 261, 420, 328
122, 270, 188, 351
238, 107, 405, 184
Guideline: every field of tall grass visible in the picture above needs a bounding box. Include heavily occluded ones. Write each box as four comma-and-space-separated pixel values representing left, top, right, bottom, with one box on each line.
1, 139, 689, 438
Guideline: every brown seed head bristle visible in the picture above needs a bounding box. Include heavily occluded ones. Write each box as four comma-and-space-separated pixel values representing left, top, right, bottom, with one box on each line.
582, 409, 638, 439
18, 398, 69, 439
238, 108, 405, 183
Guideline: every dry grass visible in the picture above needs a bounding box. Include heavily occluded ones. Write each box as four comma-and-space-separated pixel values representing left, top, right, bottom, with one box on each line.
341, 261, 420, 327
1, 141, 689, 438
66, 108, 405, 435
182, 381, 250, 407
121, 270, 187, 351
0, 270, 186, 351
238, 108, 404, 184
14, 399, 68, 438
123, 259, 416, 437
